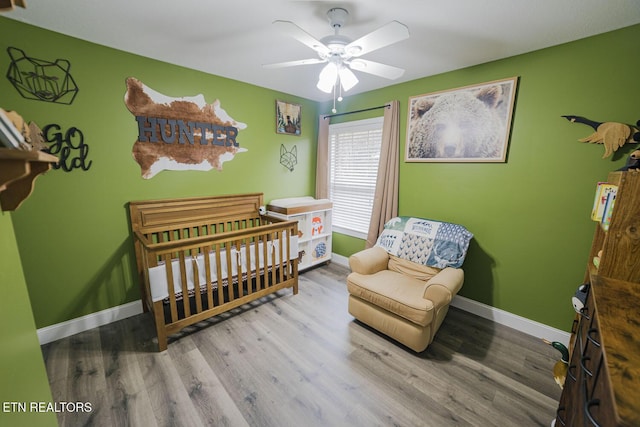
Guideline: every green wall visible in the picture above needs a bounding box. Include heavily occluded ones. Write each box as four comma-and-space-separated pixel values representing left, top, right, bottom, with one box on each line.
0, 213, 57, 426
327, 24, 640, 330
2, 17, 639, 338
0, 18, 318, 328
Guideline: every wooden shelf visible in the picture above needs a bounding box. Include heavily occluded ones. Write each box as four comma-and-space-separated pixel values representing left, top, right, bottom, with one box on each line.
267, 198, 333, 271
0, 148, 58, 211
556, 170, 640, 427
586, 171, 640, 283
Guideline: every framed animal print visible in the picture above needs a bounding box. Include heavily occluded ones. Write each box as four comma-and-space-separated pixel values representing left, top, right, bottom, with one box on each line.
276, 100, 301, 136
405, 77, 518, 162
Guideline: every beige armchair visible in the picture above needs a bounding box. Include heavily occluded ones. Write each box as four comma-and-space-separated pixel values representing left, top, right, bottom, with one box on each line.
347, 246, 464, 352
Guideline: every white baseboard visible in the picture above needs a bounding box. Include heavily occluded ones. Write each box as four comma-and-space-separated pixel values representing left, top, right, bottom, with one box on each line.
37, 254, 570, 347
330, 252, 570, 346
450, 295, 570, 346
37, 300, 143, 345
330, 252, 349, 267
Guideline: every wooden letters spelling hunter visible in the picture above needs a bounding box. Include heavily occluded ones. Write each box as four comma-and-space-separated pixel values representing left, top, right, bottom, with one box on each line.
134, 116, 239, 147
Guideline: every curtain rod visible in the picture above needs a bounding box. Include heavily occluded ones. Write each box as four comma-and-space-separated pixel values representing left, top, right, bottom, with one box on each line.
323, 103, 390, 120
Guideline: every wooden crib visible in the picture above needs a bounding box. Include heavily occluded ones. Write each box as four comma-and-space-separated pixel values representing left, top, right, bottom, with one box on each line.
129, 193, 299, 351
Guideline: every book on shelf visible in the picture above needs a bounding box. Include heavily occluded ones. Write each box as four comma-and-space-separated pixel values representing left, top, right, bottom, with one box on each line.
601, 191, 616, 231
0, 108, 25, 149
591, 182, 618, 222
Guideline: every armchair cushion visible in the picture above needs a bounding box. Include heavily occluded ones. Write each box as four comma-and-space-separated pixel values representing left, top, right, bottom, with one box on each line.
347, 270, 434, 326
388, 255, 441, 281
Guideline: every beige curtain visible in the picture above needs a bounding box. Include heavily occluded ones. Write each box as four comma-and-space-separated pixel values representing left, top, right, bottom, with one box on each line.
365, 100, 400, 248
315, 114, 330, 199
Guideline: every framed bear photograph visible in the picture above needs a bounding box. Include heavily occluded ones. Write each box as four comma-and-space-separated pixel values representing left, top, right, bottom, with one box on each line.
405, 77, 518, 162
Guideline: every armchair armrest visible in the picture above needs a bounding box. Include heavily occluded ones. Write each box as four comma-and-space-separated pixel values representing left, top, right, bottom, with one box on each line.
423, 268, 464, 309
349, 246, 390, 275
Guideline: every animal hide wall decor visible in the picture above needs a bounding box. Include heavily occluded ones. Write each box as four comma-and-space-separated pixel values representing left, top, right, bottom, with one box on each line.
124, 77, 248, 179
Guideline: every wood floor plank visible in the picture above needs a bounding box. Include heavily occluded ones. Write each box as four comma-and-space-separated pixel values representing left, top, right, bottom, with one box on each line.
99, 316, 158, 427
170, 345, 249, 427
190, 315, 307, 427
139, 346, 210, 427
41, 336, 70, 384
348, 338, 495, 426
63, 328, 110, 426
41, 262, 562, 427
246, 305, 382, 426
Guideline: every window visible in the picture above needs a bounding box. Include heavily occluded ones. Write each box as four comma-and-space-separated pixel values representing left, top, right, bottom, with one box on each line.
328, 117, 383, 239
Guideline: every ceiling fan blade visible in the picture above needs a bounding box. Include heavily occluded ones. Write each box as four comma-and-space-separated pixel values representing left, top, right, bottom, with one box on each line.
348, 59, 405, 80
345, 21, 409, 57
273, 20, 330, 56
263, 58, 326, 69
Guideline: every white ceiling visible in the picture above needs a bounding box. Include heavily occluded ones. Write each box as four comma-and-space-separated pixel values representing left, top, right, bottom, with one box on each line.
4, 0, 640, 102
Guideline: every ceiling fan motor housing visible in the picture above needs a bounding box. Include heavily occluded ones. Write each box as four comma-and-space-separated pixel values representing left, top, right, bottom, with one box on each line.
319, 34, 352, 58
327, 8, 348, 29
321, 8, 362, 60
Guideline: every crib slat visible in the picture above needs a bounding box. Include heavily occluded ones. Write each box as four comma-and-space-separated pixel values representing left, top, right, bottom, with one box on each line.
191, 248, 203, 314
236, 238, 243, 295
283, 229, 290, 279
271, 232, 277, 286
277, 230, 284, 280
254, 234, 261, 290
178, 252, 191, 318
214, 243, 223, 307
225, 241, 235, 302
164, 254, 179, 323
243, 239, 251, 294
262, 233, 269, 287
254, 234, 262, 291
238, 238, 246, 295
202, 245, 214, 310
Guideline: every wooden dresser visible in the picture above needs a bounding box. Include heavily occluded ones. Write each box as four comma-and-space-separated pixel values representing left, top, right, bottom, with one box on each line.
555, 171, 640, 426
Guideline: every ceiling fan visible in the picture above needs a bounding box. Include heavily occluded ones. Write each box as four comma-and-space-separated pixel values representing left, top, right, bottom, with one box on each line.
263, 7, 410, 94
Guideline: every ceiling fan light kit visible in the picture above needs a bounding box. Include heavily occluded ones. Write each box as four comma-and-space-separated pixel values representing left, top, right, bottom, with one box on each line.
265, 7, 409, 108
317, 62, 338, 93
337, 66, 358, 91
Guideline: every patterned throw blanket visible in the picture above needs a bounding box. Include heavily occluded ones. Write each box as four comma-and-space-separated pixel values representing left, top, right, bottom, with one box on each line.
375, 216, 473, 269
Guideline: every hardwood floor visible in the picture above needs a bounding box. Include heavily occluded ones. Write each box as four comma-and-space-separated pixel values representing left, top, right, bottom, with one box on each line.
41, 262, 561, 427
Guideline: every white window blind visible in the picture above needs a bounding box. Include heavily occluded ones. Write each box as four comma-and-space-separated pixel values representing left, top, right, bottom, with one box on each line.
328, 117, 383, 239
